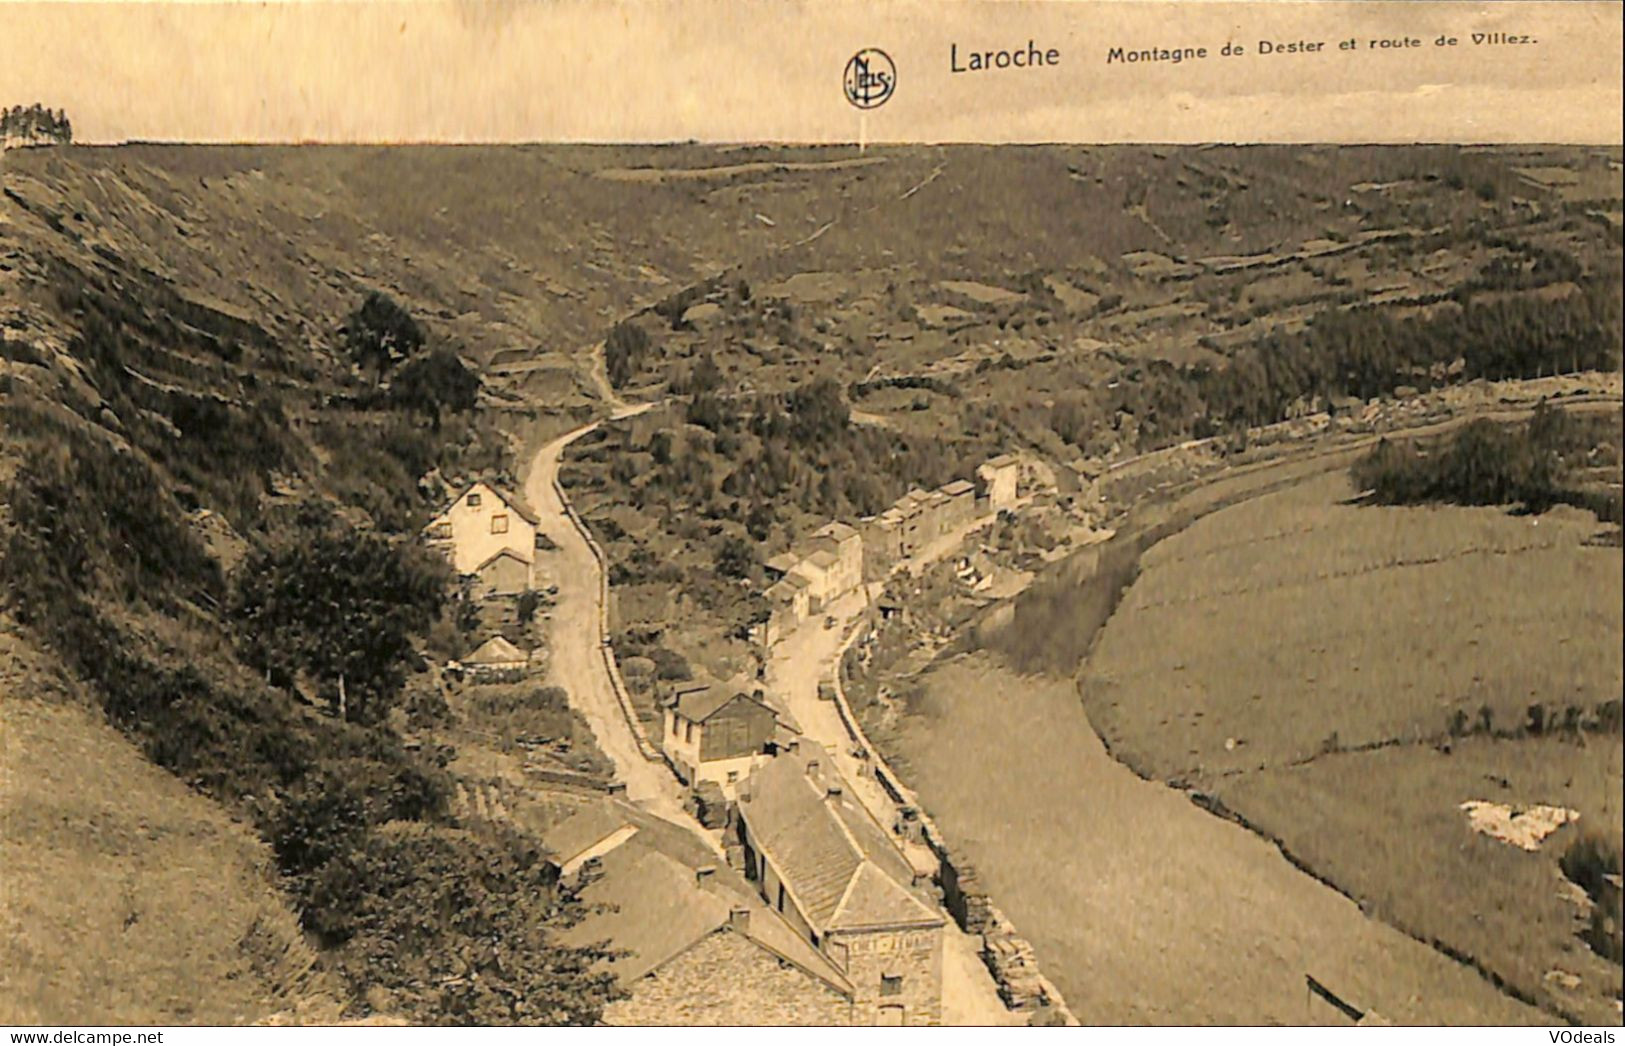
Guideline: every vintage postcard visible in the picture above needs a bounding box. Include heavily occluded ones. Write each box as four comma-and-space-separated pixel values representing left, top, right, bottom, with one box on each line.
1, 0, 1621, 1032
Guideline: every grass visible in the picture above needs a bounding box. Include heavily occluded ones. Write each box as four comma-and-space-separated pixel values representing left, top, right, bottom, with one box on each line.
0, 631, 336, 1025
871, 651, 1539, 1024
1082, 471, 1622, 782
1216, 737, 1623, 1025
1079, 468, 1623, 1023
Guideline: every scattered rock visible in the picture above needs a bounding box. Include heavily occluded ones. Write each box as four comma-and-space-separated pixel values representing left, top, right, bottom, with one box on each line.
1459, 799, 1578, 851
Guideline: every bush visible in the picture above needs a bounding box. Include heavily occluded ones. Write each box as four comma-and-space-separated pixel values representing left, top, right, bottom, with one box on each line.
344, 291, 424, 379
230, 506, 449, 725
302, 824, 621, 1024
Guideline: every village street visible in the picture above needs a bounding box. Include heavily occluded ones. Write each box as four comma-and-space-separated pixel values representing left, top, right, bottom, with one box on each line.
521, 412, 708, 837
765, 568, 1021, 1026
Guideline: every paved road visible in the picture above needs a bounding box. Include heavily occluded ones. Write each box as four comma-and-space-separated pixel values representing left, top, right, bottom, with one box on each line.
522, 412, 703, 834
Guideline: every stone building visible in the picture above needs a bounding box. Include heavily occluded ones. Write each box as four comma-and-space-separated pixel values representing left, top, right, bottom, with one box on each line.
732, 743, 946, 1026
547, 799, 859, 1026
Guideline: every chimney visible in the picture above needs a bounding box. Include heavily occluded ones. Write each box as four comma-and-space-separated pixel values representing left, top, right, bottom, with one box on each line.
729, 907, 751, 933
826, 784, 843, 801
806, 758, 821, 780
695, 864, 716, 885
785, 739, 800, 754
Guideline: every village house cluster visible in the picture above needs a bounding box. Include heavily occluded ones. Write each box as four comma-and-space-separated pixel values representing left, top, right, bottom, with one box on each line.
862, 454, 1021, 574
756, 521, 865, 646
547, 740, 946, 1025
754, 455, 1025, 649
422, 480, 550, 673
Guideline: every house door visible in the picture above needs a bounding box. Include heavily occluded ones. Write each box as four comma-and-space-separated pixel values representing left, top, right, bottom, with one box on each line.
876, 1005, 904, 1026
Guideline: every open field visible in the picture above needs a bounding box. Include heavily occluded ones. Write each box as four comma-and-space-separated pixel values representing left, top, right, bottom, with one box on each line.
879, 652, 1541, 1025
1219, 737, 1623, 1025
1084, 470, 1623, 783
1078, 467, 1623, 1023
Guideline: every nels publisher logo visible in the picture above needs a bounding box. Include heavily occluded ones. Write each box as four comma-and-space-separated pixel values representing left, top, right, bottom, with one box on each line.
843, 48, 895, 109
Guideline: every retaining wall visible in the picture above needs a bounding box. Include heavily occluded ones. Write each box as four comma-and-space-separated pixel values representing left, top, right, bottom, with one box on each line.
827, 617, 1078, 1025
551, 472, 679, 775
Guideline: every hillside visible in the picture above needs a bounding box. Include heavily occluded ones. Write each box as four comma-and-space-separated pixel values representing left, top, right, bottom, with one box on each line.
2, 141, 1620, 1025
0, 622, 340, 1025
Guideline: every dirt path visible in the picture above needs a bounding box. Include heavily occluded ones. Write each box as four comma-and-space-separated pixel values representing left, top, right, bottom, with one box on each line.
522, 413, 701, 834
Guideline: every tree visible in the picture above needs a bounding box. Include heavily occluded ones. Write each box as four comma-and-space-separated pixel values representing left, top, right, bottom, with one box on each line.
344, 291, 424, 381
390, 347, 480, 429
604, 321, 650, 388
230, 507, 448, 724
713, 535, 754, 580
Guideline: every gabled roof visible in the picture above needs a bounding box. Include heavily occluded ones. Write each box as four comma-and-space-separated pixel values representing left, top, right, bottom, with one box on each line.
739, 744, 942, 936
545, 801, 641, 868
441, 480, 541, 526
549, 798, 853, 995
674, 687, 773, 726
464, 635, 527, 665
804, 549, 838, 570
813, 521, 859, 542
558, 843, 733, 983
829, 861, 941, 931
764, 552, 801, 575
474, 546, 532, 572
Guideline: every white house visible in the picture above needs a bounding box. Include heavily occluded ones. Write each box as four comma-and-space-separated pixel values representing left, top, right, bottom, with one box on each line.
423, 481, 540, 594
976, 455, 1020, 514
662, 682, 781, 799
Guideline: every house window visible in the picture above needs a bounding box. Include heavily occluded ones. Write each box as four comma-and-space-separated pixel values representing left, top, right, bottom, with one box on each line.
881, 974, 904, 997
685, 721, 695, 743
430, 523, 452, 540
491, 513, 509, 535
776, 884, 786, 912
466, 493, 482, 508
727, 770, 740, 783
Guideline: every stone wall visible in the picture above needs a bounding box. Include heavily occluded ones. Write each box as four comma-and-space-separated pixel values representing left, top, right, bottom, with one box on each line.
834, 926, 943, 1027
603, 929, 853, 1026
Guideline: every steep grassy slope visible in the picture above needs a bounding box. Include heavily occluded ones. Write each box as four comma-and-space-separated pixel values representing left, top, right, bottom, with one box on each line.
0, 623, 341, 1026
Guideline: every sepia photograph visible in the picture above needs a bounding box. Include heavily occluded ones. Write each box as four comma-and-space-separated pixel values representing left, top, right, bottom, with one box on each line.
0, 0, 1621, 1032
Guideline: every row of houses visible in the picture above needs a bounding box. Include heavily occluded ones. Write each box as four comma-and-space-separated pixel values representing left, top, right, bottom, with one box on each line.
861, 454, 1021, 574
547, 739, 946, 1025
756, 520, 865, 646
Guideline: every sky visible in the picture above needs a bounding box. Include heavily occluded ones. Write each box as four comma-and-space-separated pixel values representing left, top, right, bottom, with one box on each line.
1, 0, 1620, 144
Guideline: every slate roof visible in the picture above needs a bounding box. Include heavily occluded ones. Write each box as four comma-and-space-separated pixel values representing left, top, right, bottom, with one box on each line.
557, 843, 733, 982
673, 686, 751, 724
739, 744, 942, 935
474, 546, 532, 572
464, 635, 527, 665
545, 801, 640, 867
549, 798, 853, 994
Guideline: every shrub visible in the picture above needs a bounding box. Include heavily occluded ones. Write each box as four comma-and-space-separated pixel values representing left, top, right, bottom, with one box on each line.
344, 291, 424, 379
230, 507, 449, 725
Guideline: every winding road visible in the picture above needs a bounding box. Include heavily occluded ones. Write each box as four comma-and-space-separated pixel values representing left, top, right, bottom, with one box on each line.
521, 403, 700, 832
